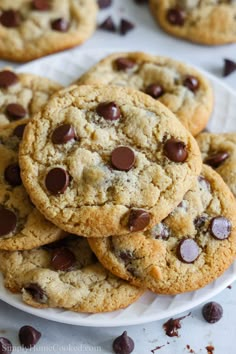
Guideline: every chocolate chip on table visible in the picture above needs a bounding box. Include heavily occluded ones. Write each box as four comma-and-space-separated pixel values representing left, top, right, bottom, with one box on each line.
0, 71, 18, 88
166, 8, 186, 26
99, 16, 116, 32
0, 337, 13, 354
19, 326, 41, 348
24, 283, 48, 304
202, 302, 223, 323
13, 124, 27, 139
113, 331, 134, 354
0, 207, 17, 237
209, 216, 231, 240
120, 19, 135, 35
4, 163, 22, 186
96, 102, 121, 120
45, 167, 69, 195
51, 18, 69, 32
0, 10, 21, 28
223, 58, 236, 77
32, 0, 50, 11
164, 139, 188, 163
52, 124, 76, 144
115, 57, 136, 71
51, 247, 76, 271
111, 147, 135, 171
145, 84, 164, 99
6, 103, 27, 120
204, 152, 229, 168
183, 76, 199, 92
177, 238, 199, 263
97, 0, 112, 9
128, 209, 150, 232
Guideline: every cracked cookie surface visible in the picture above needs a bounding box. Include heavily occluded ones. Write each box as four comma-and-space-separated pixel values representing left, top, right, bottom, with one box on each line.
19, 85, 202, 237
89, 165, 236, 294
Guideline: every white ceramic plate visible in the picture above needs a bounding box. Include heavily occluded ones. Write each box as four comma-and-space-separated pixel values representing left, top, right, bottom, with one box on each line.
0, 48, 235, 327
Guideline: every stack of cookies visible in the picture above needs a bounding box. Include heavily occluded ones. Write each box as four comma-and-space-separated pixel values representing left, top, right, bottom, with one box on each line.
0, 52, 235, 314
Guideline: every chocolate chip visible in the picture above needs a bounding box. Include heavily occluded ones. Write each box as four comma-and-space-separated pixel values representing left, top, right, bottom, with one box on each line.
223, 58, 236, 77
128, 209, 150, 232
0, 71, 18, 88
111, 147, 135, 171
45, 168, 69, 195
51, 247, 76, 271
205, 152, 229, 168
194, 215, 207, 228
197, 176, 211, 191
115, 57, 136, 71
164, 139, 188, 163
167, 8, 186, 26
202, 302, 223, 323
113, 331, 134, 354
183, 76, 199, 92
0, 10, 21, 28
120, 19, 135, 35
32, 0, 50, 10
177, 238, 199, 263
6, 103, 26, 120
145, 84, 164, 99
24, 283, 48, 304
96, 102, 121, 120
52, 124, 76, 144
97, 0, 112, 8
51, 18, 69, 32
19, 326, 41, 348
209, 216, 231, 240
0, 208, 17, 237
13, 123, 27, 139
119, 250, 134, 265
0, 337, 13, 354
4, 163, 22, 186
99, 16, 116, 32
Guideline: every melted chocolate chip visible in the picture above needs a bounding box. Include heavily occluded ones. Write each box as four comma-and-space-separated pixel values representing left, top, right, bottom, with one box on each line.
0, 10, 21, 28
113, 331, 134, 354
32, 0, 50, 11
0, 208, 17, 237
183, 76, 199, 92
177, 238, 199, 263
128, 209, 150, 232
51, 18, 69, 32
163, 313, 191, 337
120, 19, 135, 35
0, 71, 18, 88
209, 216, 231, 240
145, 84, 164, 99
167, 8, 186, 26
202, 302, 223, 323
4, 163, 22, 186
13, 124, 27, 139
51, 247, 76, 271
45, 168, 69, 195
115, 57, 136, 71
0, 337, 13, 354
52, 124, 76, 144
119, 250, 134, 265
111, 147, 135, 171
6, 103, 26, 120
19, 326, 41, 348
24, 283, 48, 304
197, 176, 211, 191
96, 101, 121, 120
164, 139, 188, 163
97, 0, 112, 8
194, 215, 207, 229
205, 152, 229, 168
99, 16, 116, 32
223, 58, 236, 77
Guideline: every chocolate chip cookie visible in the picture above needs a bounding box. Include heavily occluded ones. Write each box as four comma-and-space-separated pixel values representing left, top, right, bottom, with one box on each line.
0, 120, 66, 251
0, 236, 144, 313
197, 132, 236, 197
0, 69, 61, 126
88, 165, 236, 294
150, 0, 236, 45
0, 0, 97, 62
19, 85, 202, 238
76, 52, 213, 136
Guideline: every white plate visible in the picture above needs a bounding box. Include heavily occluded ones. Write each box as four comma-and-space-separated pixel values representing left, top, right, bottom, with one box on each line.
1, 48, 236, 327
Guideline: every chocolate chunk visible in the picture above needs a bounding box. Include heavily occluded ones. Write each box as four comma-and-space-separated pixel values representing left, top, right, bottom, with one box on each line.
51, 247, 76, 271
32, 0, 50, 11
197, 176, 211, 191
209, 216, 231, 240
111, 147, 135, 171
13, 124, 27, 139
45, 168, 69, 195
51, 18, 69, 32
115, 57, 136, 71
119, 250, 134, 265
0, 71, 18, 88
97, 0, 112, 8
99, 16, 116, 32
205, 152, 229, 168
113, 331, 134, 354
183, 76, 199, 92
167, 8, 186, 26
19, 326, 41, 348
4, 163, 22, 186
177, 238, 199, 263
24, 283, 48, 304
0, 337, 13, 354
52, 124, 76, 144
128, 209, 150, 232
120, 19, 135, 35
0, 10, 21, 28
145, 84, 164, 99
223, 58, 236, 77
164, 139, 188, 163
0, 208, 17, 237
96, 102, 121, 120
6, 103, 26, 120
202, 302, 223, 323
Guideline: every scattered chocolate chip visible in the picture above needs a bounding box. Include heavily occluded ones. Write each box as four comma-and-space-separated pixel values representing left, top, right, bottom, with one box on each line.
24, 283, 48, 304
19, 326, 41, 348
151, 223, 169, 240
32, 0, 50, 10
177, 238, 199, 263
0, 337, 12, 354
97, 0, 112, 8
183, 76, 199, 92
0, 71, 18, 88
120, 19, 135, 35
205, 152, 229, 168
51, 18, 69, 32
99, 16, 116, 32
51, 247, 76, 271
167, 8, 186, 26
0, 207, 17, 237
0, 10, 21, 28
113, 331, 134, 354
119, 250, 134, 265
111, 147, 135, 171
163, 313, 191, 337
96, 101, 121, 120
45, 168, 69, 195
128, 209, 150, 232
223, 58, 236, 77
209, 216, 231, 240
202, 302, 223, 323
164, 139, 188, 163
194, 215, 207, 228
205, 345, 215, 354
6, 103, 26, 120
52, 124, 76, 144
4, 163, 22, 186
115, 57, 136, 71
197, 176, 211, 191
13, 124, 27, 139
145, 84, 164, 99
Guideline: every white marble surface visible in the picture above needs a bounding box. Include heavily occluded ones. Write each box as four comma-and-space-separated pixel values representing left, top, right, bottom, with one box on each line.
0, 0, 236, 353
